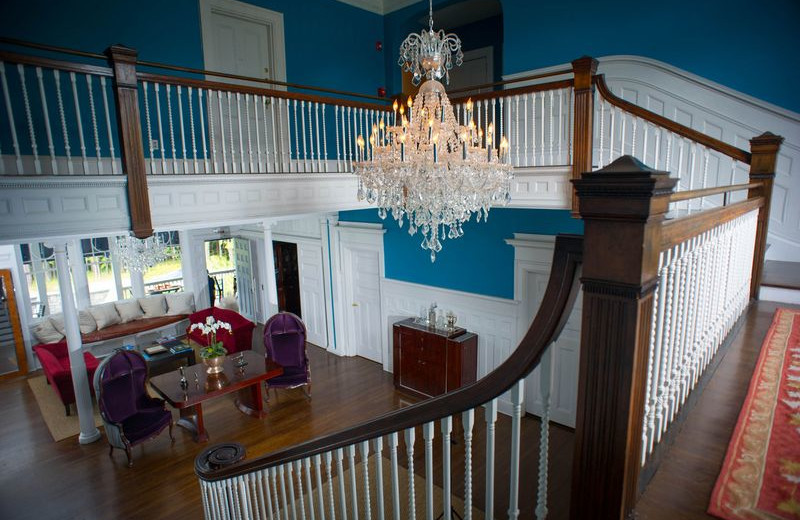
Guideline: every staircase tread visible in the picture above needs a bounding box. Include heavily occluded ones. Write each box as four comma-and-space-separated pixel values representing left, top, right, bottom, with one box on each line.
763, 260, 800, 290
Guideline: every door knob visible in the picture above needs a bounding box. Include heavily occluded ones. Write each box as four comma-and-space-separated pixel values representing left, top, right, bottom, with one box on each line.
352, 303, 359, 307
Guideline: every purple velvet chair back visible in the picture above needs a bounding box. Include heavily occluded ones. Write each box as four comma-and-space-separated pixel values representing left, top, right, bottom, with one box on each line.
263, 312, 307, 368
97, 350, 148, 423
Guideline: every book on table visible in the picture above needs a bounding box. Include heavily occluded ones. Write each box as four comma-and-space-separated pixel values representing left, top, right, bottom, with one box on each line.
144, 345, 168, 356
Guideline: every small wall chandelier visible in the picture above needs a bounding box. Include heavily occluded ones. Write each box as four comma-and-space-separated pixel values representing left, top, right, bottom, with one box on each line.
114, 234, 168, 273
354, 0, 512, 262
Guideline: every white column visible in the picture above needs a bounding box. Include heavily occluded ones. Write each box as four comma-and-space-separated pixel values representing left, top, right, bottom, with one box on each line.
52, 241, 100, 444
178, 230, 206, 306
262, 220, 279, 318
109, 236, 123, 301
319, 214, 337, 351
67, 239, 91, 309
130, 270, 145, 298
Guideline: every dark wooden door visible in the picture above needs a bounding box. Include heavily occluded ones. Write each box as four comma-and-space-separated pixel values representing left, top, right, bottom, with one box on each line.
273, 241, 301, 318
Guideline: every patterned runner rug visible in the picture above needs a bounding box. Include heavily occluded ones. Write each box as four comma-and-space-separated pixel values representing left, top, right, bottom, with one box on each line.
709, 307, 800, 519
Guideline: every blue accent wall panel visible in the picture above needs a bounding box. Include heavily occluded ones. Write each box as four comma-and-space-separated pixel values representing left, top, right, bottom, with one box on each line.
339, 207, 583, 299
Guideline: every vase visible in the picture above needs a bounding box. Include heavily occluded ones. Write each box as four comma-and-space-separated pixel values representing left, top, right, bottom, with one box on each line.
203, 356, 225, 374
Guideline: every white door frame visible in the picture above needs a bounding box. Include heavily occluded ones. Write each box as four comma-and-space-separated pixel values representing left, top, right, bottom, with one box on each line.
199, 0, 287, 86
332, 222, 385, 363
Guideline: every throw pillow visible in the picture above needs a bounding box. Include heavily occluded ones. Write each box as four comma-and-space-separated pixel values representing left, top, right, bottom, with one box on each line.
48, 313, 66, 335
166, 292, 195, 315
33, 319, 64, 344
138, 294, 167, 318
78, 310, 97, 334
89, 303, 121, 329
115, 299, 144, 323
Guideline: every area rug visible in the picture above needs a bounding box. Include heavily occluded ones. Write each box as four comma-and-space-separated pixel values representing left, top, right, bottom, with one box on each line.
274, 454, 484, 519
27, 375, 103, 442
709, 307, 800, 519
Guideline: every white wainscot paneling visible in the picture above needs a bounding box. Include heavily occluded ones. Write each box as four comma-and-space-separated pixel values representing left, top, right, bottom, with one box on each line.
507, 166, 571, 209
148, 174, 369, 231
0, 176, 129, 243
380, 278, 520, 412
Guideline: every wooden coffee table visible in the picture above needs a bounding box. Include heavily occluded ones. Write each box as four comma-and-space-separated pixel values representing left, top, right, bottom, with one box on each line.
148, 350, 282, 442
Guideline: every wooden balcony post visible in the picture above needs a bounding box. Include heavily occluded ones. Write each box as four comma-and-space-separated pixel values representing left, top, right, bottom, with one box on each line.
570, 156, 676, 520
570, 56, 599, 218
747, 131, 783, 299
106, 45, 152, 239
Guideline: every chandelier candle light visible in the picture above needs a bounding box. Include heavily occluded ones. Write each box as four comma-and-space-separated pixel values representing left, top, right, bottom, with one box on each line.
354, 0, 512, 262
113, 234, 169, 273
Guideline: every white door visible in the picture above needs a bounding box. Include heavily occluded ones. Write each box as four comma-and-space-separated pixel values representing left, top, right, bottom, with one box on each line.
233, 237, 258, 321
298, 243, 328, 348
523, 270, 582, 428
200, 0, 287, 172
343, 246, 382, 364
446, 46, 493, 97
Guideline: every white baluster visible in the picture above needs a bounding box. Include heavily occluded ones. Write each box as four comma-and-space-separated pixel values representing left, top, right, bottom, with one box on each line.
335, 105, 341, 172
347, 445, 359, 520
226, 91, 235, 173
548, 89, 554, 165
514, 95, 520, 166
484, 399, 497, 520
292, 99, 300, 172
423, 422, 434, 520
644, 249, 669, 461
68, 72, 88, 174
619, 110, 627, 158
373, 437, 385, 520
321, 104, 328, 173
236, 92, 245, 173
557, 88, 564, 164
642, 121, 650, 166
245, 94, 254, 173
307, 100, 315, 172
314, 455, 326, 520
523, 93, 529, 167
14, 64, 39, 173
304, 458, 316, 520
269, 467, 281, 520
631, 115, 638, 159
35, 67, 57, 174
253, 95, 263, 172
463, 409, 475, 520
270, 97, 279, 172
301, 100, 308, 172
166, 84, 177, 174
335, 448, 347, 520
85, 75, 101, 173
607, 106, 616, 165
261, 469, 275, 520
283, 98, 291, 171
653, 127, 661, 171
142, 81, 155, 174
277, 465, 290, 520
441, 416, 452, 520
389, 432, 401, 520
598, 99, 605, 168
539, 92, 545, 165
361, 441, 372, 520
209, 90, 219, 173
198, 89, 208, 174
177, 85, 188, 173
155, 83, 166, 174
346, 106, 353, 171
405, 428, 416, 520
508, 381, 524, 520
315, 102, 322, 172
325, 452, 337, 520
294, 460, 307, 520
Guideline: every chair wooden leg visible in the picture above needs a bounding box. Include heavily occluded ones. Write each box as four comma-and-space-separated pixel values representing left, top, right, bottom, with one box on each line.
303, 384, 312, 400
64, 404, 70, 416
125, 446, 133, 468
108, 444, 114, 458
168, 420, 175, 443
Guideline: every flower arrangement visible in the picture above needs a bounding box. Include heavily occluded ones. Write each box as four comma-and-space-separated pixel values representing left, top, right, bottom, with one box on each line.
190, 316, 232, 359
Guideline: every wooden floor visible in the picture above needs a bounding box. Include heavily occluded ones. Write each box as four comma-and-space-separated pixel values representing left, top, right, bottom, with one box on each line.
0, 301, 789, 519
633, 300, 799, 519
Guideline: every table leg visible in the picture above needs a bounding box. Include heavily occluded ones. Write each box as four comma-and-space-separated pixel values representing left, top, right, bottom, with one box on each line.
177, 403, 208, 442
235, 382, 267, 418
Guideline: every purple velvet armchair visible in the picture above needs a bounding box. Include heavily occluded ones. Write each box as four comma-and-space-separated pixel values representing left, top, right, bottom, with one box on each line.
93, 349, 173, 467
263, 312, 311, 399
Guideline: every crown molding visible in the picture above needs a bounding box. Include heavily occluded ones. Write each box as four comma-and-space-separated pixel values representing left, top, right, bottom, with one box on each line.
334, 0, 419, 15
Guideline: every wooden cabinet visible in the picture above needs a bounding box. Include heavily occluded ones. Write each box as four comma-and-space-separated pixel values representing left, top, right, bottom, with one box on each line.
392, 318, 478, 399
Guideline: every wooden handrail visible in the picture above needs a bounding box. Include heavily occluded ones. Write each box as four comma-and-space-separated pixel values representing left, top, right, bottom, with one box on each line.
136, 72, 391, 112
446, 66, 573, 96
136, 59, 390, 103
0, 50, 113, 77
660, 197, 764, 250
668, 182, 761, 203
594, 75, 751, 164
0, 36, 107, 60
196, 234, 584, 482
449, 78, 574, 105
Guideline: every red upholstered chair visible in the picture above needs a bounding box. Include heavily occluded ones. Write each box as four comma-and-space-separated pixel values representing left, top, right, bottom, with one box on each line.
186, 307, 255, 354
33, 342, 100, 416
263, 312, 311, 399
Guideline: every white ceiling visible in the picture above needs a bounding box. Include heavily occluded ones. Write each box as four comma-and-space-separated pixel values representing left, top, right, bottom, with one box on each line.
335, 0, 422, 16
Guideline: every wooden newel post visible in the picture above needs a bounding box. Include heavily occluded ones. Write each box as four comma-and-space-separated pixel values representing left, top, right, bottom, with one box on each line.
570, 156, 676, 520
106, 45, 153, 239
747, 131, 783, 299
570, 56, 599, 218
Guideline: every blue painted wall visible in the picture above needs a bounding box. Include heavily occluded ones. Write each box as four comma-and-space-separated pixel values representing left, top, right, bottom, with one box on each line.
0, 0, 385, 98
339, 208, 583, 299
501, 0, 800, 113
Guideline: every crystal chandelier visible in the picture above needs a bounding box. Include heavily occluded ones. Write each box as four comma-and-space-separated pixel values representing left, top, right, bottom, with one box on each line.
354, 0, 512, 262
113, 234, 168, 273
